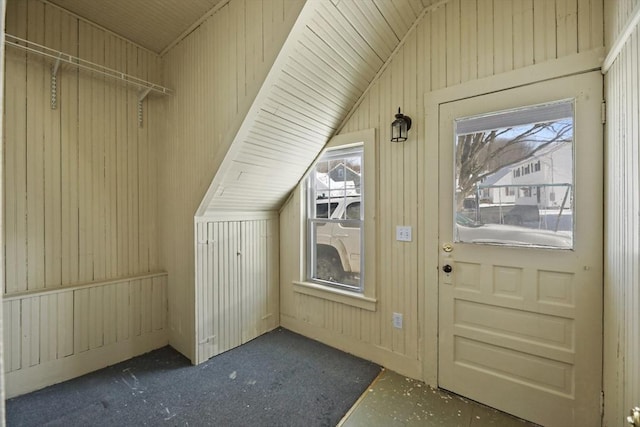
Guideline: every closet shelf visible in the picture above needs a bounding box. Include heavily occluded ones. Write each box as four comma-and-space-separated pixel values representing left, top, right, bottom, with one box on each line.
4, 33, 173, 97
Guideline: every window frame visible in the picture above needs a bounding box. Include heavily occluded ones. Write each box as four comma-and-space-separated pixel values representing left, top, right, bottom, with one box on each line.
307, 145, 364, 292
293, 129, 377, 311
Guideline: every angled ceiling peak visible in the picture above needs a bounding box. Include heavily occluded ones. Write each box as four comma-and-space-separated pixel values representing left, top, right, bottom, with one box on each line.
46, 0, 227, 54
198, 0, 438, 215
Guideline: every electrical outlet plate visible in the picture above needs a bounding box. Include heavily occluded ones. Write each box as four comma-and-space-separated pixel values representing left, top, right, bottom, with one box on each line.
396, 226, 412, 242
392, 312, 403, 329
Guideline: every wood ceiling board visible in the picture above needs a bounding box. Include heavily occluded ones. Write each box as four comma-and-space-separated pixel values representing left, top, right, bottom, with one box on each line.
269, 85, 343, 124
251, 121, 322, 152
285, 54, 361, 107
47, 0, 224, 53
315, 2, 385, 68
247, 125, 324, 153
261, 99, 336, 137
202, 0, 431, 213
335, 0, 397, 59
227, 167, 302, 186
261, 92, 336, 129
236, 145, 317, 168
257, 111, 333, 141
243, 137, 322, 164
296, 31, 370, 93
283, 59, 355, 112
307, 13, 379, 78
373, 0, 416, 36
276, 72, 346, 118
357, 0, 405, 42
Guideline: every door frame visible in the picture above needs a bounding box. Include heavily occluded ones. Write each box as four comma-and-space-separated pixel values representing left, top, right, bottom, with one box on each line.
421, 48, 605, 386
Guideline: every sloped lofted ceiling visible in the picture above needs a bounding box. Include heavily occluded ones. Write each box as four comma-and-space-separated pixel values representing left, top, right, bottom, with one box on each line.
199, 0, 437, 214
46, 0, 226, 54
45, 0, 437, 213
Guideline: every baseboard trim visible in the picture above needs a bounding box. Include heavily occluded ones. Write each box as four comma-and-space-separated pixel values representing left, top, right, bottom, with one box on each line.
6, 330, 169, 398
281, 317, 422, 381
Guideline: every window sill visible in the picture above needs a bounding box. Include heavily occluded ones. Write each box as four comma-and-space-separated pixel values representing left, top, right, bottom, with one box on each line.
292, 281, 377, 311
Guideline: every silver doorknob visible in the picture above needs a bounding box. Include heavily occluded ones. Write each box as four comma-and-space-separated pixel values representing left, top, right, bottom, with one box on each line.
628, 407, 640, 426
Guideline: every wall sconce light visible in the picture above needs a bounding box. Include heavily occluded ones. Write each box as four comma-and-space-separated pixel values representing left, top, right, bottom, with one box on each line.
391, 107, 412, 142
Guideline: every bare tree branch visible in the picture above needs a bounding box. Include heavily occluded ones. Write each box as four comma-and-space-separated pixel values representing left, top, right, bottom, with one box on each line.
456, 121, 572, 206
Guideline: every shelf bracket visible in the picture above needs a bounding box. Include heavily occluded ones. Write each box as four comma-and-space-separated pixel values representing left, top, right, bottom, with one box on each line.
137, 87, 152, 128
4, 33, 173, 116
50, 54, 62, 109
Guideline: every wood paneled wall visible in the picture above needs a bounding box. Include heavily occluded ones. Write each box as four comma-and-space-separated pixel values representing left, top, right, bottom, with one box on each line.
4, 0, 162, 294
195, 216, 279, 363
159, 0, 303, 360
3, 274, 168, 398
1, 0, 7, 417
280, 0, 605, 381
603, 1, 640, 425
3, 0, 167, 396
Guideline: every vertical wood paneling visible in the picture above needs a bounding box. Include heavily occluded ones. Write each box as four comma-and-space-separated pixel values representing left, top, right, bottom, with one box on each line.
3, 274, 168, 397
446, 0, 461, 87
39, 294, 57, 363
77, 22, 92, 283
116, 282, 130, 342
26, 0, 46, 291
161, 0, 304, 359
196, 217, 279, 363
604, 1, 640, 423
5, 301, 22, 371
279, 0, 605, 381
103, 284, 117, 346
44, 5, 62, 288
477, 0, 494, 78
460, 0, 477, 83
4, 0, 162, 297
4, 0, 28, 295
74, 288, 89, 352
60, 9, 79, 286
89, 286, 104, 349
57, 292, 73, 357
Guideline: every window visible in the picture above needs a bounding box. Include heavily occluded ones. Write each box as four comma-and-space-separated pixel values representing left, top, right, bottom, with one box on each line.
307, 146, 363, 291
454, 100, 574, 249
294, 129, 376, 311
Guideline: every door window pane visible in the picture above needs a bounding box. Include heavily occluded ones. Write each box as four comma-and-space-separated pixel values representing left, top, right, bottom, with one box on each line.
454, 101, 574, 249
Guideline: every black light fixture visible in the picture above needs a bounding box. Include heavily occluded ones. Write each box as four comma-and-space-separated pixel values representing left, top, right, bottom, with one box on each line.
391, 107, 412, 142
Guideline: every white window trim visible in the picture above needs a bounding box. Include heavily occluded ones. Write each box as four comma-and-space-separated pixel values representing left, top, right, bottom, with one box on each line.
293, 128, 377, 311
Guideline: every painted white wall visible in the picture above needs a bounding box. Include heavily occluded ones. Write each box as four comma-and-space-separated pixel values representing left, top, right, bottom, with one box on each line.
2, 0, 168, 397
603, 1, 640, 425
158, 0, 304, 360
1, 0, 7, 419
280, 0, 605, 383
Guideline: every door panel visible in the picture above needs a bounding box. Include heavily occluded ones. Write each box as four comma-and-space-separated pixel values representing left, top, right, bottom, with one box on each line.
438, 72, 602, 427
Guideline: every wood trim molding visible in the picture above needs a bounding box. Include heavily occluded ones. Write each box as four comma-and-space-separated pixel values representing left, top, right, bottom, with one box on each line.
3, 272, 168, 301
5, 330, 168, 398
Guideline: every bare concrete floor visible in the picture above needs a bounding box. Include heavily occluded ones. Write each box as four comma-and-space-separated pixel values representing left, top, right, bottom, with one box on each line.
339, 370, 538, 427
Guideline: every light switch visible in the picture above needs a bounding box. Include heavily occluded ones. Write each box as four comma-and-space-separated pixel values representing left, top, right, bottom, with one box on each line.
392, 312, 403, 329
396, 226, 412, 242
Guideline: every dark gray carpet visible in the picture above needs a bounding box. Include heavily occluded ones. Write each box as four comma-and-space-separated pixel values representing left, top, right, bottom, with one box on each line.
6, 328, 381, 426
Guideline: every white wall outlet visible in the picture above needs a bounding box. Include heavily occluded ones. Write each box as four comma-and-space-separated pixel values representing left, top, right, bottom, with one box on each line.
396, 226, 412, 242
392, 312, 403, 329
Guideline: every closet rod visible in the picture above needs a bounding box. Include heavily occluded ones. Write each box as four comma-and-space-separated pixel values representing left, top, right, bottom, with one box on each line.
4, 33, 173, 96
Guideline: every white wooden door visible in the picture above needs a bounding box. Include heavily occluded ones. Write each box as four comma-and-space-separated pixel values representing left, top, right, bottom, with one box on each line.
438, 72, 603, 427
